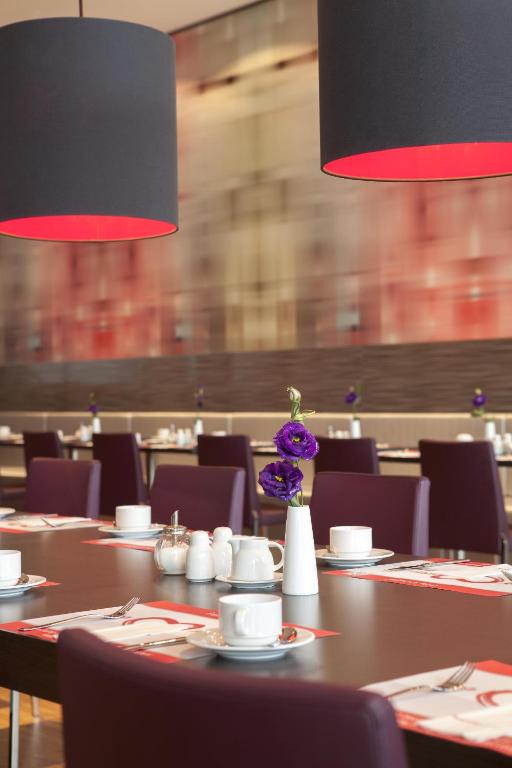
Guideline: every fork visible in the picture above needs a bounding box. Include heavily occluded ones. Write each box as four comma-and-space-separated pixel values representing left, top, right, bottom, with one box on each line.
386, 661, 475, 699
19, 596, 140, 632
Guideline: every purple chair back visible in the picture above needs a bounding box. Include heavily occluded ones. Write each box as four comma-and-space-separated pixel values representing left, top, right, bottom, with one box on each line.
92, 434, 146, 517
197, 434, 259, 529
23, 431, 64, 471
58, 629, 408, 768
150, 464, 245, 532
25, 458, 101, 518
419, 440, 509, 556
315, 437, 380, 474
311, 472, 430, 556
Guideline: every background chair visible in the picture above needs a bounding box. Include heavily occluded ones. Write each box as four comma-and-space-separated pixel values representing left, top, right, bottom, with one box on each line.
310, 471, 430, 555
419, 439, 510, 561
197, 434, 285, 534
25, 458, 101, 518
58, 629, 409, 768
314, 437, 380, 474
23, 430, 64, 470
150, 464, 245, 532
92, 433, 146, 517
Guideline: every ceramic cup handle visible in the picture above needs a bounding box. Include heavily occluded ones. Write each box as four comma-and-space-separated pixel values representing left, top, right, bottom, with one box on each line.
234, 608, 249, 636
269, 541, 284, 571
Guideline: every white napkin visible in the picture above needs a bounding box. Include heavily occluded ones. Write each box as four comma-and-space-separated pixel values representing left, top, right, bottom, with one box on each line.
91, 619, 193, 644
421, 705, 512, 743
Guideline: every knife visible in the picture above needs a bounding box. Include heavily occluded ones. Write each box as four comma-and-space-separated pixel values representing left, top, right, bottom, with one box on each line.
122, 635, 191, 652
386, 559, 470, 571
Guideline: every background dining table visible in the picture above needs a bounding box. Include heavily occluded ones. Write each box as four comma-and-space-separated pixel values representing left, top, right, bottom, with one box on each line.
0, 527, 510, 768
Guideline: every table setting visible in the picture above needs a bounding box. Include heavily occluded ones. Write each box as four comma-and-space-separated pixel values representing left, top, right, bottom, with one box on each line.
0, 514, 105, 534
363, 660, 512, 758
0, 548, 55, 598
0, 595, 335, 664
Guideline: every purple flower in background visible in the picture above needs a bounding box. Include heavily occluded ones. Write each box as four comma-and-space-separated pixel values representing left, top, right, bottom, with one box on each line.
274, 421, 319, 461
195, 386, 205, 410
345, 389, 358, 405
87, 393, 98, 416
471, 388, 487, 418
472, 389, 486, 409
258, 461, 304, 502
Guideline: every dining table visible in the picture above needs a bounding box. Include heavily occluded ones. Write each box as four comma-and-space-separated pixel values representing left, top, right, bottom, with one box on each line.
0, 526, 510, 768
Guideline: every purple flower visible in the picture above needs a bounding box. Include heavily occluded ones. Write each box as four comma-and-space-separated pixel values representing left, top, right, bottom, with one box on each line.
195, 386, 204, 410
472, 390, 486, 408
274, 421, 319, 461
258, 461, 303, 501
87, 404, 98, 415
345, 389, 358, 405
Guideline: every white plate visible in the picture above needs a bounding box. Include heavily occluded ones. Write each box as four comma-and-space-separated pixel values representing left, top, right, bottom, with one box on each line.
98, 524, 164, 539
215, 573, 283, 589
315, 548, 394, 568
0, 508, 16, 519
0, 574, 46, 597
188, 627, 314, 661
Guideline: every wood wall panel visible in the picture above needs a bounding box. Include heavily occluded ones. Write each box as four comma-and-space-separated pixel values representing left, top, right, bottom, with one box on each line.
0, 338, 511, 413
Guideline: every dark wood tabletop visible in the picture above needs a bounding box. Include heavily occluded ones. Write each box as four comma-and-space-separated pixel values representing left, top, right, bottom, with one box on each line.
0, 528, 510, 767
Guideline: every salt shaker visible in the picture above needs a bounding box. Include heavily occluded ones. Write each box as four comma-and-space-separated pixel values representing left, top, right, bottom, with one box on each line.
186, 530, 214, 582
211, 527, 233, 577
154, 510, 190, 575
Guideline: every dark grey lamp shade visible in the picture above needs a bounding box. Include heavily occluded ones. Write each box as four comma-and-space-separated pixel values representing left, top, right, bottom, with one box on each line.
318, 0, 512, 181
0, 18, 178, 241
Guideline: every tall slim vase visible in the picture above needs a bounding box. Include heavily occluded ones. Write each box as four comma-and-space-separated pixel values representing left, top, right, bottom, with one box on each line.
282, 505, 318, 596
91, 416, 101, 434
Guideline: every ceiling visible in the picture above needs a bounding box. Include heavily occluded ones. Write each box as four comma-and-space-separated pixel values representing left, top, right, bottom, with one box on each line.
0, 0, 259, 33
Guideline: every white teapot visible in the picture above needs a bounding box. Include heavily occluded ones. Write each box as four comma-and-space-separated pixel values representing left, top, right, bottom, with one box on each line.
230, 536, 284, 582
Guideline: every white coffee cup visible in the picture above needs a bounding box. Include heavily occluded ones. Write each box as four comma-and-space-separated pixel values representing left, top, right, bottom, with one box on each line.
157, 428, 171, 441
456, 433, 474, 442
115, 505, 151, 530
0, 426, 11, 439
0, 550, 21, 586
212, 430, 227, 436
330, 525, 372, 556
219, 594, 282, 647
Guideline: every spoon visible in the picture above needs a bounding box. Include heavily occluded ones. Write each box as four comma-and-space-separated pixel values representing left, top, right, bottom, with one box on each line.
15, 574, 30, 586
270, 626, 298, 647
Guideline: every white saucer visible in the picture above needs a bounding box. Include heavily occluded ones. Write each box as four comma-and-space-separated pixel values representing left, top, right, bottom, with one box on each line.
98, 524, 164, 539
188, 627, 314, 661
215, 573, 283, 590
0, 508, 16, 519
0, 574, 46, 598
315, 548, 394, 568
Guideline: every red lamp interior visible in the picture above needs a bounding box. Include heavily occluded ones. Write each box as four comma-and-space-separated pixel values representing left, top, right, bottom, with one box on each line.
323, 142, 512, 181
0, 215, 177, 241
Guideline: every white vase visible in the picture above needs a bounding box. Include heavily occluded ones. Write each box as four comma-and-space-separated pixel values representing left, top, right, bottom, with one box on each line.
282, 505, 318, 596
484, 420, 496, 440
194, 418, 204, 437
91, 416, 101, 434
350, 418, 361, 438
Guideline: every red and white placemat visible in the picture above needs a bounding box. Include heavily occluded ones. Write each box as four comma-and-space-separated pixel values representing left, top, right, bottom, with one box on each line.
325, 560, 512, 597
0, 600, 338, 663
82, 537, 158, 552
363, 661, 512, 757
0, 516, 105, 534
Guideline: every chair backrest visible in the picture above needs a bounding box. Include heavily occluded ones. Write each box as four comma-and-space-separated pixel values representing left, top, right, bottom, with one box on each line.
419, 439, 508, 554
315, 437, 380, 474
150, 464, 245, 532
22, 431, 64, 471
197, 434, 258, 528
92, 433, 146, 517
58, 629, 409, 768
310, 472, 430, 556
25, 458, 101, 518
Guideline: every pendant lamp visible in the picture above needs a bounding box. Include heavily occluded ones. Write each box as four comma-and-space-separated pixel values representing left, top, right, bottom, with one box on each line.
318, 0, 512, 181
0, 3, 178, 241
